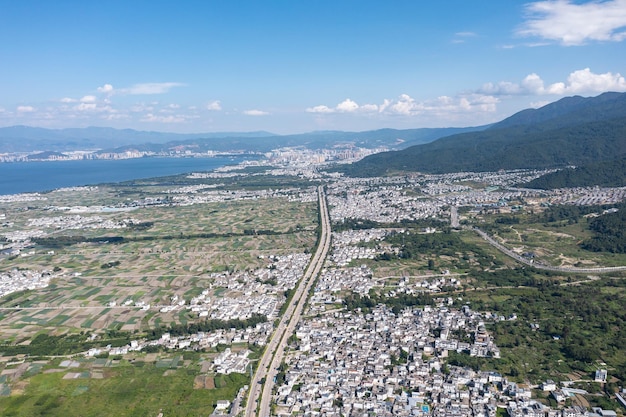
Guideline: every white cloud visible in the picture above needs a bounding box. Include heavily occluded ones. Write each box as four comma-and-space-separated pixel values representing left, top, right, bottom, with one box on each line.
306, 98, 379, 114
564, 68, 626, 92
69, 101, 119, 115
518, 0, 626, 46
530, 100, 551, 108
130, 103, 155, 113
95, 82, 184, 96
360, 104, 379, 112
206, 100, 222, 111
452, 31, 478, 43
101, 113, 129, 121
520, 73, 545, 94
97, 83, 114, 93
480, 68, 626, 96
480, 81, 522, 95
80, 95, 97, 103
60, 97, 77, 103
388, 94, 420, 115
125, 82, 185, 95
243, 109, 270, 116
307, 93, 499, 119
306, 105, 334, 114
336, 99, 360, 113
141, 113, 187, 123
16, 105, 35, 113
378, 99, 392, 113
74, 103, 98, 111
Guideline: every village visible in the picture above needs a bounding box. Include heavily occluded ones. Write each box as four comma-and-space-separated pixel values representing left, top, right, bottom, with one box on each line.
1, 165, 625, 416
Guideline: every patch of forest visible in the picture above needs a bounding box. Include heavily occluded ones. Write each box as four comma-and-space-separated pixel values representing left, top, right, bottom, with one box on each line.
523, 157, 626, 189
581, 203, 626, 253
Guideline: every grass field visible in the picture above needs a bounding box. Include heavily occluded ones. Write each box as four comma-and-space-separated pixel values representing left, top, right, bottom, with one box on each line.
0, 358, 247, 417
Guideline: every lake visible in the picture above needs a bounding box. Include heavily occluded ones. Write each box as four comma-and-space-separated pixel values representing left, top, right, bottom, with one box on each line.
0, 156, 246, 195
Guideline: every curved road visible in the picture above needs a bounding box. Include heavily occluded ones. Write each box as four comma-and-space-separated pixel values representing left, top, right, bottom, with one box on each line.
244, 185, 332, 417
473, 227, 626, 274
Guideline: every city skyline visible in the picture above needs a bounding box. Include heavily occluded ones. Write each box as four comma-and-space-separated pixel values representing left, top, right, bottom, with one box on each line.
1, 0, 625, 134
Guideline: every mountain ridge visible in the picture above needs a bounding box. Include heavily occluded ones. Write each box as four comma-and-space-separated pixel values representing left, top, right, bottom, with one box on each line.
338, 92, 626, 177
0, 125, 487, 154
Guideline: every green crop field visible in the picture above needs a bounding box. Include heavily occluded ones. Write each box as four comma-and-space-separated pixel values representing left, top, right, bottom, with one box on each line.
0, 359, 247, 417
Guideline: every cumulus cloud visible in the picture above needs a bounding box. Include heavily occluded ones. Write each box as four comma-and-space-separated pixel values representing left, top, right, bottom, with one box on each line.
206, 100, 222, 111
479, 68, 626, 96
80, 95, 97, 103
562, 68, 626, 92
336, 99, 360, 113
387, 94, 420, 115
243, 109, 269, 116
387, 94, 499, 116
16, 105, 35, 113
97, 83, 114, 94
60, 97, 77, 103
306, 98, 379, 114
307, 94, 499, 119
517, 0, 626, 45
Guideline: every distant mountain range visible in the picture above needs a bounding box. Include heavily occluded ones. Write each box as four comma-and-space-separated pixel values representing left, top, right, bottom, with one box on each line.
0, 126, 275, 153
0, 125, 486, 154
339, 92, 626, 178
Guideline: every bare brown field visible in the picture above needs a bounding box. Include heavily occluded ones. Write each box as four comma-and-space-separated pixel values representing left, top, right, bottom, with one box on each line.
194, 375, 215, 389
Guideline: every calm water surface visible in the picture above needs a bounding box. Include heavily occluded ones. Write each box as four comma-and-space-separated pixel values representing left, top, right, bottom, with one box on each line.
0, 157, 245, 195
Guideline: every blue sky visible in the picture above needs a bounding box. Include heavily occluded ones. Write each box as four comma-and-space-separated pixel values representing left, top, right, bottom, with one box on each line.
1, 0, 625, 134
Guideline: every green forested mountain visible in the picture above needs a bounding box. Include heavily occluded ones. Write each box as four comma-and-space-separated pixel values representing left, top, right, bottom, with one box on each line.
523, 157, 626, 189
338, 92, 626, 176
494, 91, 626, 129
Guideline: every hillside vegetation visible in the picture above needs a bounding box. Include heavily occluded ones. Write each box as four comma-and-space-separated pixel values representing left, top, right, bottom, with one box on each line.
339, 92, 626, 176
523, 157, 626, 189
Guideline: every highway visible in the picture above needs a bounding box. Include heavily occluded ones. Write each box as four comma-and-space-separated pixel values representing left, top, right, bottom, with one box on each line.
244, 185, 332, 417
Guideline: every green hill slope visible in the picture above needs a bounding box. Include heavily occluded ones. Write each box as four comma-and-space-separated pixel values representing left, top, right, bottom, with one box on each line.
522, 157, 626, 189
339, 92, 626, 176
